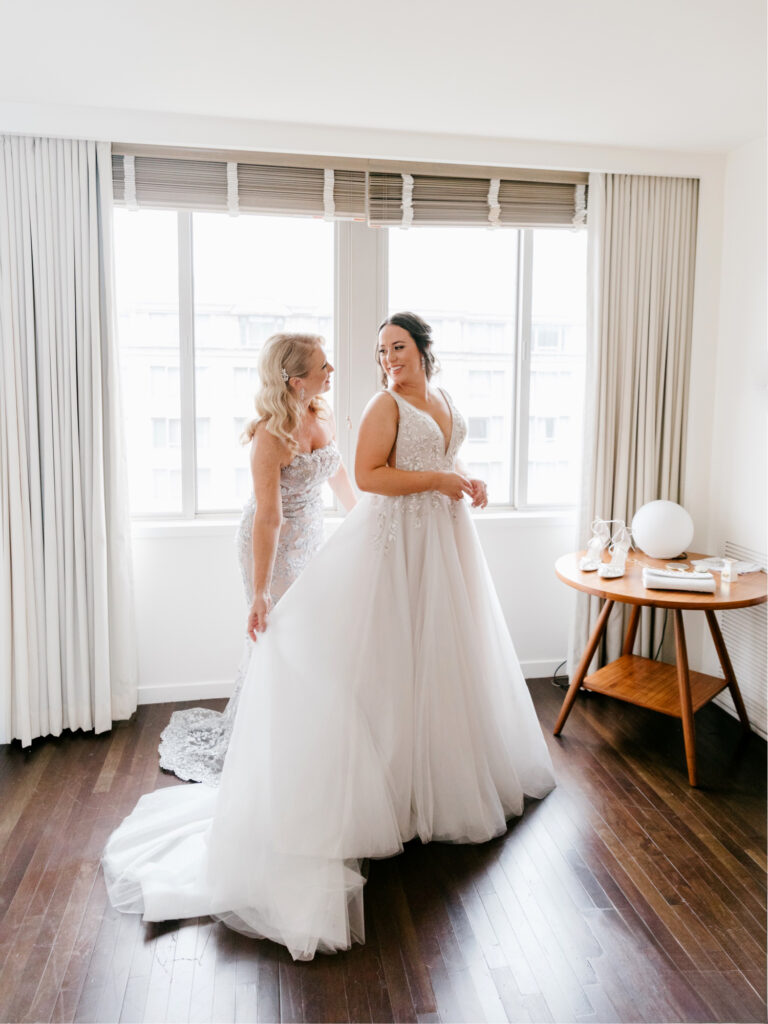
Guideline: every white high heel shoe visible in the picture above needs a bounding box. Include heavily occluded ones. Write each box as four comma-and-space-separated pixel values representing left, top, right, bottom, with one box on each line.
598, 523, 633, 579
579, 518, 612, 572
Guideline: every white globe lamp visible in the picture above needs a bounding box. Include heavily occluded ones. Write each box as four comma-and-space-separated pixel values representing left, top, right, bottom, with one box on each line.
631, 500, 694, 560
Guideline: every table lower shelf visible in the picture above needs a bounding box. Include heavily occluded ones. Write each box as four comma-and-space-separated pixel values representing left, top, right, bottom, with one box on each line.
583, 655, 728, 718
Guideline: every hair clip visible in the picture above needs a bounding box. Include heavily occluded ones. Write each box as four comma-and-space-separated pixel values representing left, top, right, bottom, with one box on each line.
280, 368, 289, 383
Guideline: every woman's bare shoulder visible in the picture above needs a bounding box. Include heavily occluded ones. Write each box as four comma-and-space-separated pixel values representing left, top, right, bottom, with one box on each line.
362, 390, 398, 419
250, 422, 291, 466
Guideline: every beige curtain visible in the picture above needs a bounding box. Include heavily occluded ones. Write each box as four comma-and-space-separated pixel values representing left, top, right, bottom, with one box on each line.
568, 172, 699, 676
0, 135, 137, 745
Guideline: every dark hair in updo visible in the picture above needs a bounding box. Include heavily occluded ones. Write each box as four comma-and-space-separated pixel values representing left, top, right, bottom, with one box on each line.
376, 311, 440, 388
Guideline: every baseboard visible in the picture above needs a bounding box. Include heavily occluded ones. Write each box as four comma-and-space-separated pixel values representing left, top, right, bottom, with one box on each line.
139, 660, 565, 705
137, 679, 234, 705
520, 659, 566, 680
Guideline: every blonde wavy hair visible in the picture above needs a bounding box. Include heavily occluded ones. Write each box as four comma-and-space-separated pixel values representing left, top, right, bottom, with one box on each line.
242, 332, 329, 454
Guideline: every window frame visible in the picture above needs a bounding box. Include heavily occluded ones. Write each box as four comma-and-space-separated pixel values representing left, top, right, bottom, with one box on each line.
117, 210, 583, 519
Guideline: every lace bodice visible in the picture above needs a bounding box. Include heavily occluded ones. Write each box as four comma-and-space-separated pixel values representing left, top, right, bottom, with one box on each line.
371, 389, 467, 548
389, 388, 466, 471
236, 441, 341, 603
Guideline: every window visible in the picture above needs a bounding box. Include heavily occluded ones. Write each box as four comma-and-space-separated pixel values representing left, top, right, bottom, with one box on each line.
114, 208, 334, 516
115, 208, 586, 516
524, 230, 587, 505
389, 226, 586, 506
533, 326, 562, 352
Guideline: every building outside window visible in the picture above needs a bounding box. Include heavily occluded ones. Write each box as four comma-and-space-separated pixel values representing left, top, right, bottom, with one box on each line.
114, 209, 585, 516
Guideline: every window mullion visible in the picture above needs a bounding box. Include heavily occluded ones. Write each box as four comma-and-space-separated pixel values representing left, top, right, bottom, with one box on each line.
334, 221, 352, 477
514, 229, 533, 509
178, 211, 197, 517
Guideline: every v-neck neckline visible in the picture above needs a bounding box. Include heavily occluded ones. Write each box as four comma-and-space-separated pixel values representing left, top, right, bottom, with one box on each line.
393, 388, 453, 455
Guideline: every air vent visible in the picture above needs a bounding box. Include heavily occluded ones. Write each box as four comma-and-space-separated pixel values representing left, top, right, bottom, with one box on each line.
715, 543, 767, 738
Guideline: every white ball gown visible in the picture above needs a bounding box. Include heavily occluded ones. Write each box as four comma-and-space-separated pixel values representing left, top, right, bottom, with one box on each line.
157, 443, 340, 784
102, 388, 556, 961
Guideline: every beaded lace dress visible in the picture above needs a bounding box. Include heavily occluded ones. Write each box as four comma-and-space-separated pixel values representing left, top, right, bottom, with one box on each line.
157, 442, 341, 785
103, 388, 555, 961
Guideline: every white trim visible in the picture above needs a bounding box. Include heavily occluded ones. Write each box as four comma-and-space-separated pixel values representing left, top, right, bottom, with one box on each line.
488, 177, 501, 226
137, 660, 566, 704
177, 212, 197, 517
226, 161, 239, 215
323, 167, 335, 221
573, 183, 586, 225
123, 154, 138, 210
138, 678, 234, 704
129, 508, 576, 538
520, 659, 568, 680
401, 172, 414, 228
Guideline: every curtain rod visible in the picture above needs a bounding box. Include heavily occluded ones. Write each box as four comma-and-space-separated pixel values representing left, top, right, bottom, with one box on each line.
111, 143, 589, 186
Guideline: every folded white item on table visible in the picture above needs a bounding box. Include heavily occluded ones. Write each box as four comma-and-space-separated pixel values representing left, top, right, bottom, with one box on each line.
690, 557, 763, 575
642, 568, 716, 593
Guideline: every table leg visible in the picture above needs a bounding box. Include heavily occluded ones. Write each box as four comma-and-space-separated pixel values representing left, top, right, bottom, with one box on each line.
705, 609, 751, 734
673, 609, 697, 786
554, 599, 614, 736
622, 605, 641, 656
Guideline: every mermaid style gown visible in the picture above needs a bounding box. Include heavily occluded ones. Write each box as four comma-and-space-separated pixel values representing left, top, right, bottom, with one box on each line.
103, 389, 556, 961
157, 444, 340, 785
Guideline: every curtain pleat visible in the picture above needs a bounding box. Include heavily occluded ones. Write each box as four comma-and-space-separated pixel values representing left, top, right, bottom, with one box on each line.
0, 135, 137, 746
568, 172, 699, 675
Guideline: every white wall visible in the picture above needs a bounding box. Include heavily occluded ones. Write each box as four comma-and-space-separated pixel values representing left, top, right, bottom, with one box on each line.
132, 514, 579, 703
693, 136, 767, 730
0, 106, 733, 700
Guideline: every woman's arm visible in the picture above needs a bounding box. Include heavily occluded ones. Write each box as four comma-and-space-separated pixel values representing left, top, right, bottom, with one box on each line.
355, 393, 471, 500
329, 463, 357, 512
325, 410, 357, 512
246, 427, 287, 640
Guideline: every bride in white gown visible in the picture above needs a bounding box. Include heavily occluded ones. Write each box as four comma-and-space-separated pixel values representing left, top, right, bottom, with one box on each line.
103, 312, 556, 961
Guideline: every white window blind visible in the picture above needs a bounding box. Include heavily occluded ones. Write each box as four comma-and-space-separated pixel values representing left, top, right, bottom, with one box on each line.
367, 172, 587, 227
112, 149, 587, 227
112, 155, 367, 220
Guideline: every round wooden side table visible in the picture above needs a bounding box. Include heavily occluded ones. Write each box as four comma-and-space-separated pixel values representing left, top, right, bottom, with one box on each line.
554, 550, 767, 786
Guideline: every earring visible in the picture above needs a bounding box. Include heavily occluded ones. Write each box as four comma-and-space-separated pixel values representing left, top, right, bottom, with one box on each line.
421, 355, 426, 370
298, 385, 306, 403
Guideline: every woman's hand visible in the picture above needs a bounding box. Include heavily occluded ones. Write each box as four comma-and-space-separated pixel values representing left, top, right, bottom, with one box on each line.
435, 472, 473, 502
467, 478, 489, 508
247, 593, 272, 641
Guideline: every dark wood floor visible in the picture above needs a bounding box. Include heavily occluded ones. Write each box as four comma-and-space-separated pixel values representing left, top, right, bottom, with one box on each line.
0, 681, 765, 1024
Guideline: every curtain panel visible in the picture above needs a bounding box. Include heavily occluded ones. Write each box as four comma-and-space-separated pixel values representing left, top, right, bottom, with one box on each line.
0, 135, 137, 745
568, 172, 699, 676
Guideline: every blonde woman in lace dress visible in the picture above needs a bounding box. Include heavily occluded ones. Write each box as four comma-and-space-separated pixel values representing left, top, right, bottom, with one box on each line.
158, 332, 356, 784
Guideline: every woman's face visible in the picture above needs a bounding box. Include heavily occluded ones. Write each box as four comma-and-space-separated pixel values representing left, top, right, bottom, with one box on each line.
377, 324, 424, 386
296, 343, 333, 401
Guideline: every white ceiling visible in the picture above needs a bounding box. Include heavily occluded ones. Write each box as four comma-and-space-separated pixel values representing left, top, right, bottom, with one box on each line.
0, 0, 764, 153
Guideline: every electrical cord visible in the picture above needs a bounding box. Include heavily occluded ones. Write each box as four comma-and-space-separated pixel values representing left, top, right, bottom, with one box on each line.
552, 658, 569, 689
653, 609, 669, 661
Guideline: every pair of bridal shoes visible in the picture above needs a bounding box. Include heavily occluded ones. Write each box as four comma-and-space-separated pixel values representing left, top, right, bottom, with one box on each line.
579, 518, 612, 571
580, 519, 633, 579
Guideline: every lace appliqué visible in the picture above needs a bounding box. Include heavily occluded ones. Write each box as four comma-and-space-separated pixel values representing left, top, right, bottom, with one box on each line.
372, 390, 467, 552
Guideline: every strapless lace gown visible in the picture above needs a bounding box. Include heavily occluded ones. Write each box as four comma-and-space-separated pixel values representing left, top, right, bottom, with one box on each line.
103, 389, 555, 961
158, 443, 341, 784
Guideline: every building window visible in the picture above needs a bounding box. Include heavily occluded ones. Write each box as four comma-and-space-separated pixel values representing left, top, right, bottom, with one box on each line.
468, 417, 489, 441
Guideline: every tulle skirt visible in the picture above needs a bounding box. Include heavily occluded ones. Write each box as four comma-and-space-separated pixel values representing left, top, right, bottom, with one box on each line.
103, 493, 555, 960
